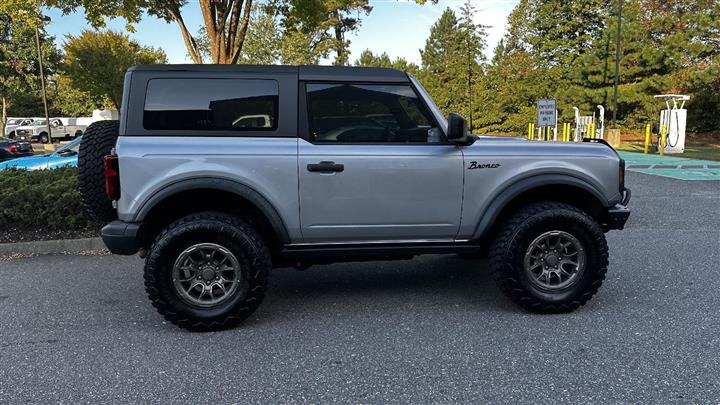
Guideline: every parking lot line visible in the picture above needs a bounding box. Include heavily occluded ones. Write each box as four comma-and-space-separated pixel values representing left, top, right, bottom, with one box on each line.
618, 152, 720, 181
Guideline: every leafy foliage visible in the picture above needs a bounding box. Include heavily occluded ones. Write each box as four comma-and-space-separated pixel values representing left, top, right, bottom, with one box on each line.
50, 74, 109, 117
418, 5, 487, 130
482, 0, 720, 134
0, 11, 62, 134
0, 167, 100, 232
64, 30, 166, 109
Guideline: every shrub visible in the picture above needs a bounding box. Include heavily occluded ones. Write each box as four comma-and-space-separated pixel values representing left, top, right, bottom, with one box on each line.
0, 167, 100, 233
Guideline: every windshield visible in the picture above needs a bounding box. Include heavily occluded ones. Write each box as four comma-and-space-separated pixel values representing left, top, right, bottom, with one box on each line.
7, 119, 21, 125
408, 73, 447, 133
54, 136, 82, 155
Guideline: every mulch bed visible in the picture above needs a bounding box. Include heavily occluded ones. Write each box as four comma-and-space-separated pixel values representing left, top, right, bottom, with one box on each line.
0, 227, 101, 244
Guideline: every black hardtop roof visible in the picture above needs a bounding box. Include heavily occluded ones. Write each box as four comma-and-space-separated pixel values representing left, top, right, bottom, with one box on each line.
128, 64, 410, 82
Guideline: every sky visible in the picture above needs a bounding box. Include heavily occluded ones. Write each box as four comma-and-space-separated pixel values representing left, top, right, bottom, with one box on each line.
44, 0, 519, 65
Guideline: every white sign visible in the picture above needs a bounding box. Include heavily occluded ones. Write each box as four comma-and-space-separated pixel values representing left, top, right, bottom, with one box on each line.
536, 99, 557, 127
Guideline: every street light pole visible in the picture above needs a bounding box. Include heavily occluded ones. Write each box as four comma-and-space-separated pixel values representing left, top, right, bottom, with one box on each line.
35, 16, 51, 143
612, 0, 622, 128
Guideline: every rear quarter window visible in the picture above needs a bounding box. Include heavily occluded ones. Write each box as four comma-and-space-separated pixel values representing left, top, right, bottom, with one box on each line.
143, 78, 278, 132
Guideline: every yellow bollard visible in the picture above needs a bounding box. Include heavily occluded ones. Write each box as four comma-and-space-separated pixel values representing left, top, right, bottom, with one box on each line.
660, 123, 667, 156
565, 123, 570, 141
528, 123, 532, 140
643, 124, 651, 154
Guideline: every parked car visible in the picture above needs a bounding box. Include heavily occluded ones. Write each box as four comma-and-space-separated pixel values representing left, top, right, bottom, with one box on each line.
77, 65, 630, 332
0, 137, 34, 162
14, 118, 85, 144
4, 118, 35, 138
0, 136, 81, 170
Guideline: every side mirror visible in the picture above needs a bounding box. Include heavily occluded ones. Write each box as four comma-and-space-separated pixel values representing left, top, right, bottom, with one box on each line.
446, 113, 475, 145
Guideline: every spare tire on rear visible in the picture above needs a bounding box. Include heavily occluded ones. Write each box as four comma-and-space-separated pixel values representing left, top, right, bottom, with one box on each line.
78, 120, 120, 222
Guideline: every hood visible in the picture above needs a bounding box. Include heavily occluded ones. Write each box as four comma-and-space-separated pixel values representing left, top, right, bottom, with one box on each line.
14, 125, 39, 131
475, 134, 527, 142
0, 154, 51, 170
463, 136, 619, 160
0, 153, 77, 171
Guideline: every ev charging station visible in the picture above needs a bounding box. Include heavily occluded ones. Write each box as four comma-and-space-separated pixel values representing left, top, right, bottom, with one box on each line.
572, 105, 605, 141
654, 94, 689, 154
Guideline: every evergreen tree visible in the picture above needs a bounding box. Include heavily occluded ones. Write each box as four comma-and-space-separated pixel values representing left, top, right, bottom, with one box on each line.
420, 5, 487, 130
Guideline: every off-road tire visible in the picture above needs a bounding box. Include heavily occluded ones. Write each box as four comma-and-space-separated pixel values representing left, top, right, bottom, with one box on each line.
489, 202, 608, 313
78, 120, 120, 222
144, 212, 271, 332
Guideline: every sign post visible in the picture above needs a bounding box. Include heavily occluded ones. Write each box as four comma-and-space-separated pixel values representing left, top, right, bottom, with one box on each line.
536, 99, 556, 141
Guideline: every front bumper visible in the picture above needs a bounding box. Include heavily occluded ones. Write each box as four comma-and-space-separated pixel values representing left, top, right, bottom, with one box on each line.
101, 221, 141, 255
604, 188, 631, 230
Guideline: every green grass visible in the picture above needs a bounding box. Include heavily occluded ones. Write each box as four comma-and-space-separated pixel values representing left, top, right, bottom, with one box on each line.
617, 142, 720, 162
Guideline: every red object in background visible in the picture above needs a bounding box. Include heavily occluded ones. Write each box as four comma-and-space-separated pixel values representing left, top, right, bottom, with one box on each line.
7, 145, 17, 153
104, 155, 120, 200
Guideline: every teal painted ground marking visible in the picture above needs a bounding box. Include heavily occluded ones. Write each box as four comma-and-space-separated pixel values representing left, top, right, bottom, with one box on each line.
618, 152, 720, 181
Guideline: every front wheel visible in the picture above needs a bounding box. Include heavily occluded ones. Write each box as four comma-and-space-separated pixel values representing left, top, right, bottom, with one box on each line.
39, 133, 49, 144
144, 212, 271, 331
489, 202, 608, 313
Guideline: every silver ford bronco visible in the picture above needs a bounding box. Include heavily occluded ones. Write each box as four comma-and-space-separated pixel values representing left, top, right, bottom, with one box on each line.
78, 65, 630, 331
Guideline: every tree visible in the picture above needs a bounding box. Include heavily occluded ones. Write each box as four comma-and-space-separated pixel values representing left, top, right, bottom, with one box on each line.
235, 3, 331, 65
49, 75, 108, 117
64, 30, 166, 109
355, 50, 392, 68
45, 0, 253, 64
0, 11, 61, 135
475, 0, 720, 134
272, 0, 371, 66
419, 6, 487, 130
275, 0, 435, 66
354, 50, 420, 75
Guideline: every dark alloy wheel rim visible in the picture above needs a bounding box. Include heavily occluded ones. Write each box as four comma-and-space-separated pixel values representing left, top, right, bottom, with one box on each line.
523, 230, 586, 290
172, 243, 244, 307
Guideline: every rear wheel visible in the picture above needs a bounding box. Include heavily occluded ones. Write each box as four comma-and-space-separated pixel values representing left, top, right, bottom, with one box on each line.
144, 212, 271, 331
77, 120, 119, 222
489, 202, 608, 313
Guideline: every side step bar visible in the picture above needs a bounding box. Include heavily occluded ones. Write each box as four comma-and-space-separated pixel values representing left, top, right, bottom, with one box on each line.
276, 242, 484, 267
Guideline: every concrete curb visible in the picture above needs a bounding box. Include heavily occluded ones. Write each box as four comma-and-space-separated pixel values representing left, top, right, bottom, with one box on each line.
0, 237, 107, 255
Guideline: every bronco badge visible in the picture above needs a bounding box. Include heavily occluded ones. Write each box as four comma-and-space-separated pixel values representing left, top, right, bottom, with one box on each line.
468, 161, 501, 170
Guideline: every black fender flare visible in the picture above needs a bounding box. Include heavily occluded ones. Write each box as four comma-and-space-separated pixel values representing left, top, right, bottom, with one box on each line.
133, 177, 290, 244
472, 174, 610, 240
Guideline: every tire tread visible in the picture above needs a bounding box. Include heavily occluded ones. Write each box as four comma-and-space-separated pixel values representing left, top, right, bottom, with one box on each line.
489, 201, 609, 313
143, 212, 271, 332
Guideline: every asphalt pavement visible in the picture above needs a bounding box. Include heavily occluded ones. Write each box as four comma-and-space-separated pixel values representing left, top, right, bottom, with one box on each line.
1, 171, 719, 404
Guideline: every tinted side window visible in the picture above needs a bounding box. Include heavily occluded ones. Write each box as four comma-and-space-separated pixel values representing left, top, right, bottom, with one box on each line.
306, 83, 441, 143
143, 79, 278, 131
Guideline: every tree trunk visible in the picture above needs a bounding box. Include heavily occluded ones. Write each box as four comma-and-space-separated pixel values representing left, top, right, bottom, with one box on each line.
0, 96, 6, 138
332, 11, 346, 66
173, 0, 253, 64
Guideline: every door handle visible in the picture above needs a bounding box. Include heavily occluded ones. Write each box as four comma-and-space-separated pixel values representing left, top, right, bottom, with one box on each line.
307, 161, 344, 173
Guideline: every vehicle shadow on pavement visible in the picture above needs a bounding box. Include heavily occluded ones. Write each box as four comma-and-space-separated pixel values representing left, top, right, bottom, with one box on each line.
254, 255, 521, 325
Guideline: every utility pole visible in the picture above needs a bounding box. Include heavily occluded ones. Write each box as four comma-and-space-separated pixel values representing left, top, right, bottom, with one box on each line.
612, 0, 622, 128
35, 15, 52, 142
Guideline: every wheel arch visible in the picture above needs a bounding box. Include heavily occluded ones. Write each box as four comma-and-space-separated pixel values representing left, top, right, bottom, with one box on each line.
473, 174, 609, 241
135, 178, 290, 251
